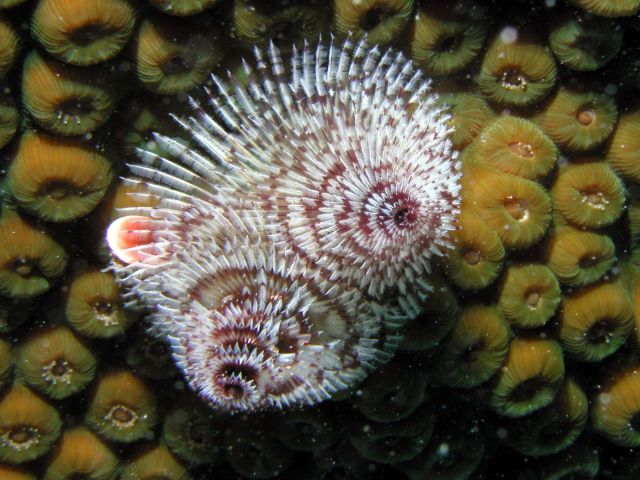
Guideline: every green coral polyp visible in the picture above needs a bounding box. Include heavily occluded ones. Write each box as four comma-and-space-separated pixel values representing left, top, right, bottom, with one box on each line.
549, 15, 622, 71
535, 86, 618, 152
437, 305, 512, 388
0, 212, 68, 299
31, 0, 136, 66
487, 337, 565, 418
7, 132, 114, 223
477, 31, 557, 107
333, 0, 415, 46
21, 52, 116, 136
409, 0, 487, 76
569, 0, 640, 17
134, 15, 222, 95
15, 326, 96, 400
497, 264, 561, 329
148, 0, 218, 16
0, 89, 18, 149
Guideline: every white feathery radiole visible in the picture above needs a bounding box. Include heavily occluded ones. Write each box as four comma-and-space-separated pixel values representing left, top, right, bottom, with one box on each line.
106, 36, 460, 412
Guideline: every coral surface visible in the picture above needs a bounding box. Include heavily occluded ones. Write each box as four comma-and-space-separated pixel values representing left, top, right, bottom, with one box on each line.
0, 0, 639, 478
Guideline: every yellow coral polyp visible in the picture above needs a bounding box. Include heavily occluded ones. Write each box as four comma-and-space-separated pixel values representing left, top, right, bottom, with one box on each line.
162, 402, 224, 464
15, 325, 96, 400
31, 0, 136, 66
348, 403, 435, 464
21, 51, 117, 136
438, 93, 496, 150
0, 14, 19, 78
487, 337, 565, 418
408, 0, 487, 76
134, 15, 222, 95
65, 270, 138, 338
468, 116, 558, 181
535, 86, 618, 152
85, 369, 158, 443
274, 407, 342, 452
437, 305, 512, 388
549, 14, 622, 72
442, 211, 505, 290
0, 384, 62, 464
557, 281, 633, 362
43, 426, 119, 480
626, 263, 640, 345
497, 263, 561, 329
477, 30, 557, 107
551, 162, 626, 230
0, 337, 12, 390
352, 361, 426, 422
398, 422, 485, 480
0, 212, 68, 299
333, 0, 415, 47
569, 0, 640, 17
545, 226, 615, 287
120, 444, 189, 480
607, 108, 640, 184
115, 94, 186, 158
7, 132, 114, 223
592, 368, 640, 447
0, 465, 36, 480
231, 0, 327, 48
506, 377, 588, 456
0, 0, 28, 7
400, 272, 458, 351
462, 164, 552, 250
0, 88, 18, 149
148, 0, 218, 16
224, 421, 293, 478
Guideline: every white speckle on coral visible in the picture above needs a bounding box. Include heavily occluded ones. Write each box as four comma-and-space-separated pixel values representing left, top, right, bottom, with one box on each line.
500, 26, 519, 45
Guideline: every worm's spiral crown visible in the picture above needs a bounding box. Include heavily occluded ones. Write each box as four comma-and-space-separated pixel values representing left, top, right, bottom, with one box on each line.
107, 37, 460, 412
